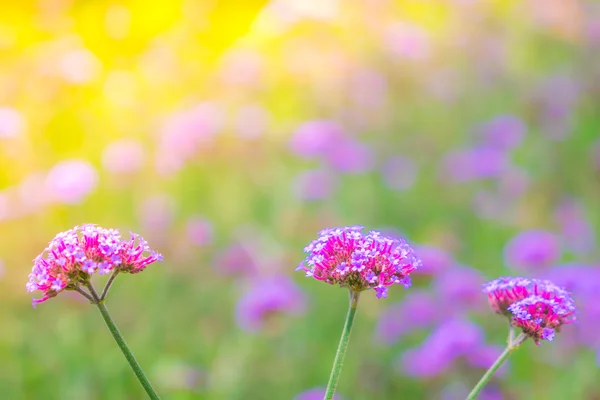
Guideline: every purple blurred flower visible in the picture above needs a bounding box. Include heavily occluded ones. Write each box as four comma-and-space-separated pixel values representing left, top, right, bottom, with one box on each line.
399, 319, 484, 377
325, 139, 375, 174
504, 230, 561, 272
234, 104, 269, 140
45, 159, 99, 205
433, 265, 484, 311
294, 387, 343, 400
412, 245, 455, 275
0, 106, 25, 138
374, 290, 439, 345
292, 168, 338, 201
440, 147, 509, 183
289, 120, 344, 159
554, 199, 595, 256
477, 114, 526, 151
296, 226, 421, 298
465, 344, 507, 371
155, 102, 223, 175
186, 216, 213, 246
101, 138, 145, 174
235, 275, 306, 333
381, 156, 417, 191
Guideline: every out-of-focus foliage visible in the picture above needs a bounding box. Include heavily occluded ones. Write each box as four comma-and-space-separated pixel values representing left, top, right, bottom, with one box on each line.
1, 0, 599, 399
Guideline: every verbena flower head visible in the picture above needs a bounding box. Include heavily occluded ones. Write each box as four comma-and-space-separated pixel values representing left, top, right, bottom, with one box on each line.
26, 224, 163, 307
482, 276, 575, 317
508, 295, 576, 345
296, 226, 421, 298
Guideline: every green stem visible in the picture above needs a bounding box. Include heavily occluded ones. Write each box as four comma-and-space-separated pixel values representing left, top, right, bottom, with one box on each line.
324, 290, 361, 400
96, 301, 161, 399
466, 333, 528, 400
100, 270, 119, 301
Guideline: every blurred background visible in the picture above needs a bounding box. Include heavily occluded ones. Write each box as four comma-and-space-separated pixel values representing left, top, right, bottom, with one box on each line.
1, 0, 599, 399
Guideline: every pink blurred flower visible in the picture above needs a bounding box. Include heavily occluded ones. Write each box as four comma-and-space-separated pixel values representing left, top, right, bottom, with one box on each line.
156, 102, 224, 175
58, 49, 102, 84
0, 107, 25, 138
137, 194, 176, 238
185, 216, 213, 246
101, 138, 145, 174
384, 22, 431, 60
45, 159, 99, 204
27, 224, 162, 307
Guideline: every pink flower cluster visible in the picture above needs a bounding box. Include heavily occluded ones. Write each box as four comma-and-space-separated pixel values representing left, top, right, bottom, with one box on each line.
26, 224, 163, 307
296, 226, 421, 298
483, 276, 576, 344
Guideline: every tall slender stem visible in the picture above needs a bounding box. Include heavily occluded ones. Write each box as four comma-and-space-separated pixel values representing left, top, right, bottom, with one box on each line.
100, 270, 119, 301
96, 301, 161, 400
324, 290, 361, 400
466, 333, 528, 400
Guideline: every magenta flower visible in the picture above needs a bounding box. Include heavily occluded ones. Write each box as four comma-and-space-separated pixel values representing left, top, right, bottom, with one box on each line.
508, 296, 576, 345
26, 224, 163, 307
482, 276, 532, 315
482, 276, 575, 317
296, 226, 421, 298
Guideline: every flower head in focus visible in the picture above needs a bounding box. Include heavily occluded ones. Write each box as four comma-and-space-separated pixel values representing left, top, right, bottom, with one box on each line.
26, 224, 163, 307
508, 295, 576, 345
296, 226, 421, 298
482, 276, 575, 317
